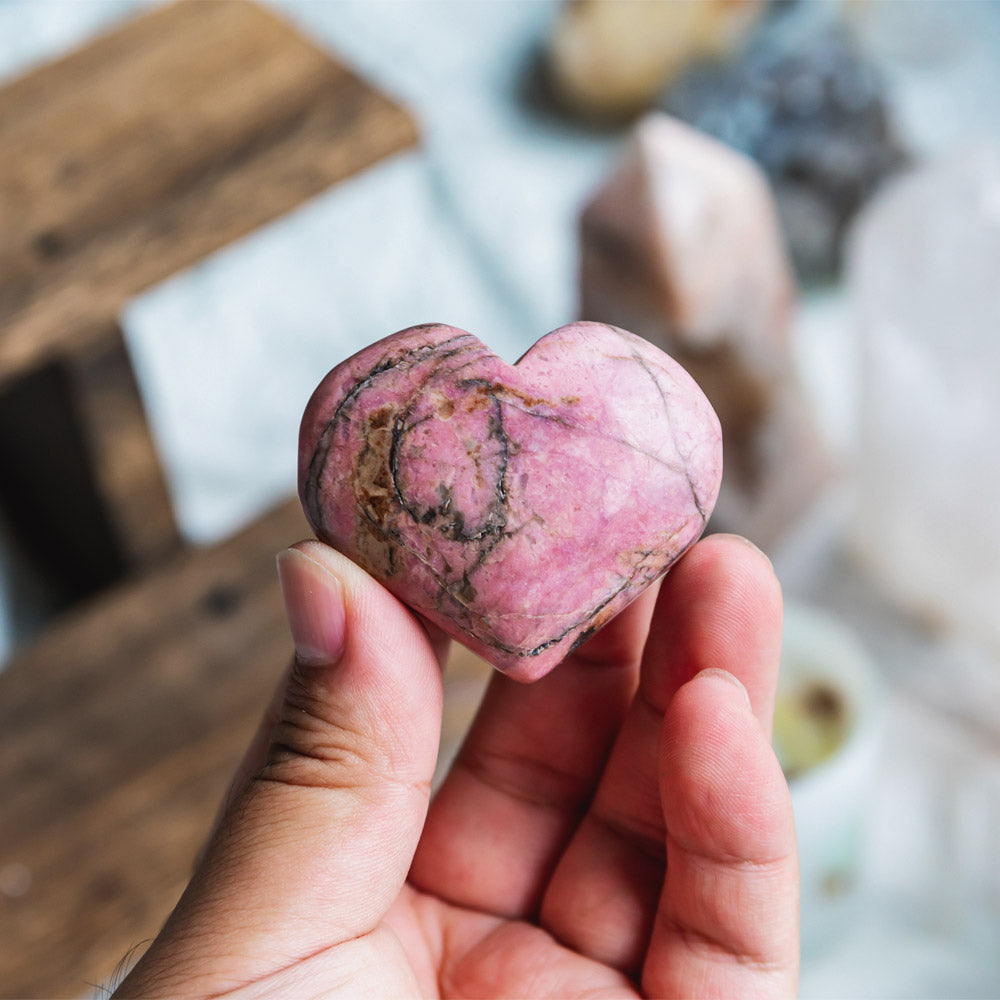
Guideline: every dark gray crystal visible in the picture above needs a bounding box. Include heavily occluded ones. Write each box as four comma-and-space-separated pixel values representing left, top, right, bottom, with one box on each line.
663, 6, 908, 280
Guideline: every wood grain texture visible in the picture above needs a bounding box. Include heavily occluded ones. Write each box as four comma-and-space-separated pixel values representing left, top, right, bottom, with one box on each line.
0, 7, 489, 998
0, 498, 308, 998
0, 0, 418, 597
0, 0, 419, 379
66, 326, 179, 571
0, 496, 491, 998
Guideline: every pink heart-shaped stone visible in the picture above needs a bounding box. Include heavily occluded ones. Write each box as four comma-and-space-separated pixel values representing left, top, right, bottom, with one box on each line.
299, 321, 722, 681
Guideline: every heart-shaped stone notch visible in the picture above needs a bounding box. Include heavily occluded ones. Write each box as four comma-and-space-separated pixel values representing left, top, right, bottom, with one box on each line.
299, 321, 722, 681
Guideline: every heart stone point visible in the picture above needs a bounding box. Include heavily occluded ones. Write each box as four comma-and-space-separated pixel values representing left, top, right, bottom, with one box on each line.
299, 321, 722, 681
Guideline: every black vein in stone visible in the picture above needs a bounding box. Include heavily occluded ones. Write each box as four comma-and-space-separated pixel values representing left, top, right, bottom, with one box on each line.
308, 328, 707, 663
482, 522, 692, 659
621, 331, 707, 524
304, 334, 476, 534
387, 374, 509, 550
501, 397, 692, 478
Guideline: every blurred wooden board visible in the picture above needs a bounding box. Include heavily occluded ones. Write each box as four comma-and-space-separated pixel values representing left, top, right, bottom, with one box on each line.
0, 493, 493, 997
0, 0, 418, 379
0, 0, 418, 601
0, 498, 309, 998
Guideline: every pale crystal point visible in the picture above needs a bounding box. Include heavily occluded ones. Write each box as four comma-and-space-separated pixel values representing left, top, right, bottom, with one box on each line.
583, 115, 793, 356
581, 113, 833, 548
848, 146, 1000, 653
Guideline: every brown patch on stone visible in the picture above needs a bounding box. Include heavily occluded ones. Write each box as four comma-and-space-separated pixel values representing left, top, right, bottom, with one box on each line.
586, 600, 618, 635
501, 384, 549, 409
367, 404, 394, 430
580, 214, 675, 329
456, 576, 477, 604
461, 382, 495, 413
354, 417, 399, 578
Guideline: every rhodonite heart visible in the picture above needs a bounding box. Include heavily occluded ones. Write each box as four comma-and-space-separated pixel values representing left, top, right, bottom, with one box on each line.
299, 321, 722, 681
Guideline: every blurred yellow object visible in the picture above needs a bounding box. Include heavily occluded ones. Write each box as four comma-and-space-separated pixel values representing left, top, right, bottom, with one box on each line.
774, 604, 884, 955
548, 0, 765, 120
774, 678, 850, 780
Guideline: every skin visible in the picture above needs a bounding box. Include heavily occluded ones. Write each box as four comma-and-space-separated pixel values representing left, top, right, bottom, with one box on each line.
114, 533, 798, 999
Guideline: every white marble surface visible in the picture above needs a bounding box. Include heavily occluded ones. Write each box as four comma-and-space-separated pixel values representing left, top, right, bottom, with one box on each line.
3, 2, 1000, 995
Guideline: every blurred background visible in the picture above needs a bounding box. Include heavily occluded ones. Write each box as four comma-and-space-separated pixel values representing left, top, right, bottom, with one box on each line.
2, 0, 1000, 996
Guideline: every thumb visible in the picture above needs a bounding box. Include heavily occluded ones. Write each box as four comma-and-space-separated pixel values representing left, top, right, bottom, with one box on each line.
123, 541, 443, 994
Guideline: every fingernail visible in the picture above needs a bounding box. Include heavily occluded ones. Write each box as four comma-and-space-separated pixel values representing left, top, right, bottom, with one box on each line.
276, 547, 346, 667
698, 668, 752, 709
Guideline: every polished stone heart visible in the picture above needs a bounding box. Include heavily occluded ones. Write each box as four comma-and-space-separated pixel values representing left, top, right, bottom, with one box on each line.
299, 321, 722, 681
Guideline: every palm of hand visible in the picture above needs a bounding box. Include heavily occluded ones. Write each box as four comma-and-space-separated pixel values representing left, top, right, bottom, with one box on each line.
115, 536, 796, 999
285, 886, 640, 998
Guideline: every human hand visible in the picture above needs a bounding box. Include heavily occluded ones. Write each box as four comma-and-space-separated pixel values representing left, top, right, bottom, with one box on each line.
114, 533, 797, 998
